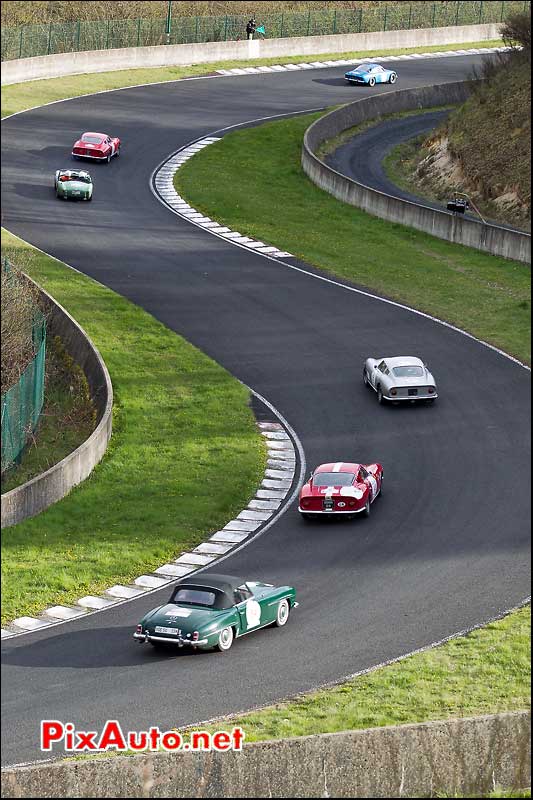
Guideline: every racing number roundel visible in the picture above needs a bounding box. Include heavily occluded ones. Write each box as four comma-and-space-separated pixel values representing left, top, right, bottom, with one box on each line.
245, 599, 261, 629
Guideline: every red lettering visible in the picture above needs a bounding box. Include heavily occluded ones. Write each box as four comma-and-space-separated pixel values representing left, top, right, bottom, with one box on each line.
232, 727, 245, 751
65, 722, 75, 751
127, 731, 148, 751
161, 732, 182, 750
148, 726, 161, 750
97, 720, 126, 750
212, 731, 231, 751
191, 731, 210, 750
41, 721, 64, 751
75, 731, 98, 751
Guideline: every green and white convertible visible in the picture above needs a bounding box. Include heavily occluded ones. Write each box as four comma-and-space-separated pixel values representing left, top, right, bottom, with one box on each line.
134, 573, 298, 652
54, 169, 93, 201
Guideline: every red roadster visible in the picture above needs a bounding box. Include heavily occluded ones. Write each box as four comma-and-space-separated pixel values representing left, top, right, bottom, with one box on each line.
298, 461, 383, 519
72, 132, 121, 162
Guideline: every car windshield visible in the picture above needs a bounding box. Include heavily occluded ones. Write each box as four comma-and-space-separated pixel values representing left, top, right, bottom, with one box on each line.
392, 366, 424, 378
81, 134, 103, 144
313, 472, 355, 487
171, 588, 217, 607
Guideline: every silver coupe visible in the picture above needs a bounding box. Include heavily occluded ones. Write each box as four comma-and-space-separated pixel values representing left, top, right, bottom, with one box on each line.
363, 356, 438, 404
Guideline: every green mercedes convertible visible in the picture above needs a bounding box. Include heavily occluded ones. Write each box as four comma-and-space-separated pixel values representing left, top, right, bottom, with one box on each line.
54, 169, 93, 201
134, 573, 298, 652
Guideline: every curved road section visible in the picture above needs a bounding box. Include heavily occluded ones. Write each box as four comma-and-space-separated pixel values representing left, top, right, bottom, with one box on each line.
325, 108, 526, 231
1, 56, 530, 767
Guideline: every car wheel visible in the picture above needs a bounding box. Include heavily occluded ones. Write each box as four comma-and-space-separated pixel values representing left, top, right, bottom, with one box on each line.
216, 626, 234, 652
300, 513, 312, 522
389, 73, 397, 84
72, 155, 78, 161
377, 386, 384, 404
274, 599, 290, 627
378, 474, 383, 496
363, 368, 370, 387
368, 77, 376, 87
106, 153, 111, 163
363, 496, 371, 516
149, 641, 166, 650
116, 147, 120, 157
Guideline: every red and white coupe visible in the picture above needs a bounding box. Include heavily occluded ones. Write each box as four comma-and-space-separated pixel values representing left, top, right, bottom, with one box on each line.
72, 132, 121, 163
298, 461, 383, 519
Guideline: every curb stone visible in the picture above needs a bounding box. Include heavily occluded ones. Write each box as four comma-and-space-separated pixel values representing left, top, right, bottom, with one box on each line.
0, 422, 296, 640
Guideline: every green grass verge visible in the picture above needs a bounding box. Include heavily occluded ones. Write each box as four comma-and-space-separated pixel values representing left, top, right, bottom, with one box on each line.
173, 112, 530, 364
195, 605, 530, 741
1, 334, 97, 492
1, 39, 503, 118
1, 230, 266, 624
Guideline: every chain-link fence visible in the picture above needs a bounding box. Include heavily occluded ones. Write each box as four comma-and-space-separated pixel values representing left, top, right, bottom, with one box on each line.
1, 260, 46, 474
2, 1, 530, 61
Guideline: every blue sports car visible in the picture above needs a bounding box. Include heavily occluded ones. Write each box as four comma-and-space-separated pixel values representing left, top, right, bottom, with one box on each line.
345, 63, 398, 86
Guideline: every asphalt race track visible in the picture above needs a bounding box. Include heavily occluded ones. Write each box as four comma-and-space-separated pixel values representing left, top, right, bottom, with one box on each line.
325, 108, 525, 230
1, 55, 530, 767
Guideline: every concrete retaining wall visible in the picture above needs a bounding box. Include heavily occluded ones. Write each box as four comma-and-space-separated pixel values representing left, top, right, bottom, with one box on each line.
1, 23, 501, 85
1, 711, 530, 798
1, 284, 113, 528
302, 81, 531, 264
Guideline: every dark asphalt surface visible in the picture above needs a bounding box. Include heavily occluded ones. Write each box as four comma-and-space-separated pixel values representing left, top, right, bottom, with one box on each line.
1, 56, 530, 767
325, 108, 525, 231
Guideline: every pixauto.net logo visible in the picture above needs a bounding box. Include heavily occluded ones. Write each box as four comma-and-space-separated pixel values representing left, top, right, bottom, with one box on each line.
41, 720, 244, 753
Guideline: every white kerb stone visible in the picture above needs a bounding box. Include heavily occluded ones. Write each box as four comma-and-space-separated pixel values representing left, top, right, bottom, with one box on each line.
266, 468, 293, 480
43, 605, 86, 620
11, 617, 51, 631
77, 595, 117, 609
223, 519, 261, 532
155, 564, 193, 577
106, 585, 147, 599
194, 542, 233, 555
237, 509, 272, 522
257, 489, 287, 500
249, 499, 281, 511
175, 553, 215, 566
262, 478, 292, 489
135, 575, 171, 589
210, 530, 249, 544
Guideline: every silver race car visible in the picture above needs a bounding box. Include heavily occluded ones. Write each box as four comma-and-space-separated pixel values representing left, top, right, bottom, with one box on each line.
363, 356, 438, 404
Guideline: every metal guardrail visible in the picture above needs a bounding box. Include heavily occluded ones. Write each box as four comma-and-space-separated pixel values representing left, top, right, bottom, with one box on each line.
1, 1, 530, 61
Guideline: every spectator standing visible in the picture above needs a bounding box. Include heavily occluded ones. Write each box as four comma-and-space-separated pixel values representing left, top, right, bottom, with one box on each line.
246, 17, 256, 40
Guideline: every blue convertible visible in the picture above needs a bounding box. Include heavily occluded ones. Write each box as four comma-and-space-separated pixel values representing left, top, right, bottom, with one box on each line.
345, 63, 398, 86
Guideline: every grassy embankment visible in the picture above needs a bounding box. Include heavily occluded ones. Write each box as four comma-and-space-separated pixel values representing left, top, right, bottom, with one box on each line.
194, 605, 530, 741
383, 53, 531, 231
174, 112, 530, 363
1, 230, 265, 624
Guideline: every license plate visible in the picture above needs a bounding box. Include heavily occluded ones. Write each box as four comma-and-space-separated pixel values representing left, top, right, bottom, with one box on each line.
408, 388, 418, 396
155, 626, 179, 635
323, 501, 334, 511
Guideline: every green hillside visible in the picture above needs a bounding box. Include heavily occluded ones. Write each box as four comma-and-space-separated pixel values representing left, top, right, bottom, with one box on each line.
445, 52, 531, 226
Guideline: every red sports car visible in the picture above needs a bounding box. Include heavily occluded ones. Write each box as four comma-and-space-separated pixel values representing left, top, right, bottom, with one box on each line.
298, 461, 383, 519
72, 132, 121, 162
